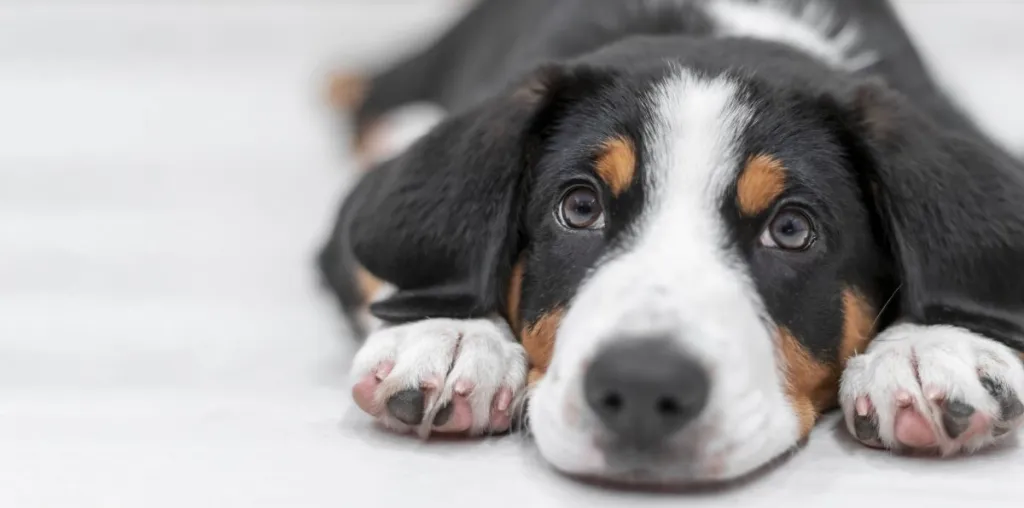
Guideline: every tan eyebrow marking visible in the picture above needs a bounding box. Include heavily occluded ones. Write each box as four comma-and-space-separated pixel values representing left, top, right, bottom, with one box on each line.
737, 154, 787, 216
594, 136, 637, 196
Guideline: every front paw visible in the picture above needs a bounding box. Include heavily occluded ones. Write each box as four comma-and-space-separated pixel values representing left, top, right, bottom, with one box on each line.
349, 317, 527, 437
840, 324, 1024, 455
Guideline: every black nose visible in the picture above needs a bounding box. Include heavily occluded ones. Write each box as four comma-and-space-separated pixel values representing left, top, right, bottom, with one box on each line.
584, 339, 710, 448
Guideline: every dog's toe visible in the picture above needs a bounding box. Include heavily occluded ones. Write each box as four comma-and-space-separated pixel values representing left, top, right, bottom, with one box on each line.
840, 324, 1024, 455
349, 318, 528, 438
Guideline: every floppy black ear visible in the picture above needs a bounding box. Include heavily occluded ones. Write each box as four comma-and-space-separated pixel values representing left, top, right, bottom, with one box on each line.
343, 65, 606, 323
841, 82, 1024, 352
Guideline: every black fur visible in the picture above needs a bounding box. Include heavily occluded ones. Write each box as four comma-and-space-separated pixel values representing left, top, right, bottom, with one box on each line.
319, 0, 1024, 363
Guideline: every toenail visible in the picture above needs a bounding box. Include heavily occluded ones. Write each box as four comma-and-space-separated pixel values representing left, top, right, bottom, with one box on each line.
455, 379, 473, 396
387, 389, 425, 425
855, 397, 871, 416
496, 389, 512, 412
896, 391, 914, 407
432, 402, 454, 426
374, 362, 393, 381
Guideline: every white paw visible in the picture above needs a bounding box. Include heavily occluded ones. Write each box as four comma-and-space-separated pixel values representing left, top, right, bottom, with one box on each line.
349, 316, 528, 437
840, 324, 1024, 455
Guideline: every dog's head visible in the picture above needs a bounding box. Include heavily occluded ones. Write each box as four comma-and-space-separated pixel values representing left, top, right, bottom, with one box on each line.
341, 40, 1024, 484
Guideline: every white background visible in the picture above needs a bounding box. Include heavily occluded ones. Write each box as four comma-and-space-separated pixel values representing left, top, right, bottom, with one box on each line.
1, 1, 1022, 507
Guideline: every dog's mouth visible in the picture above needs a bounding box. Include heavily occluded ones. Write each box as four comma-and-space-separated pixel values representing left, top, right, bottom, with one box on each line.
526, 354, 807, 490
559, 441, 803, 492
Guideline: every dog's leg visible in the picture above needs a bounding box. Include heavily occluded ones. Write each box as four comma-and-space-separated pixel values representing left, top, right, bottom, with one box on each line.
350, 316, 528, 437
326, 0, 513, 164
840, 324, 1024, 454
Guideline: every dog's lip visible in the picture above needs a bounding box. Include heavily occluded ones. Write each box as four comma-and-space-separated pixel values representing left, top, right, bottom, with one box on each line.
558, 442, 802, 494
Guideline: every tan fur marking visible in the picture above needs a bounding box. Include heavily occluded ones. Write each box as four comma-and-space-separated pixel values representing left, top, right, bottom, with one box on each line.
354, 265, 383, 304
779, 328, 837, 438
737, 154, 786, 216
327, 73, 367, 112
840, 288, 876, 367
522, 308, 566, 386
506, 259, 526, 333
594, 137, 636, 196
354, 121, 390, 169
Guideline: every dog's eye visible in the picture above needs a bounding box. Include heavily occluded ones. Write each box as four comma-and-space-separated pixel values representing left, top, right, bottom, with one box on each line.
761, 208, 815, 250
559, 186, 605, 230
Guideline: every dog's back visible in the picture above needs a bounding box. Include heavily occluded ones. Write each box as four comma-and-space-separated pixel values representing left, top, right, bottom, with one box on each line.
351, 0, 987, 145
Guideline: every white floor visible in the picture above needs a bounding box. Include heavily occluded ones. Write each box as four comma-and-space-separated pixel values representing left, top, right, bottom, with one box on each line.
1, 2, 1022, 507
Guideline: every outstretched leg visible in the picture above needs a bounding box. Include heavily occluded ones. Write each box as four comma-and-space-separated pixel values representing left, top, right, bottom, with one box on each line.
840, 324, 1024, 455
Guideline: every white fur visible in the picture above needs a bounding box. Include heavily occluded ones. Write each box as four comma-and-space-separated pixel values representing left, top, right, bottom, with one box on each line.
351, 316, 528, 436
360, 102, 447, 166
840, 324, 1024, 454
705, 0, 880, 71
529, 71, 800, 482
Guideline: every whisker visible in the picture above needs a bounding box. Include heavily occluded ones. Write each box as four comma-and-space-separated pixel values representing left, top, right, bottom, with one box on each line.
870, 283, 902, 332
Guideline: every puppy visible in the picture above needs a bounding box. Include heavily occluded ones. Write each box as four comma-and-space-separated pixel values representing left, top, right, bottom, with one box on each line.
319, 0, 1024, 485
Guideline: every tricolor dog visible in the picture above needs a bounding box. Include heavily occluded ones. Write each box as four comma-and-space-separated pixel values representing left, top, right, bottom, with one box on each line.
318, 0, 1024, 486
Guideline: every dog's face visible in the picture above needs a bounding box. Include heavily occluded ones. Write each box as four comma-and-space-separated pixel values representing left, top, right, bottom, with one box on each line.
341, 43, 1024, 485
512, 69, 888, 482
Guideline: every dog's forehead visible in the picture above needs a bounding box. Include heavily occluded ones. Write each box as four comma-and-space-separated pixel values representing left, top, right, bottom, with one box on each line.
595, 70, 853, 220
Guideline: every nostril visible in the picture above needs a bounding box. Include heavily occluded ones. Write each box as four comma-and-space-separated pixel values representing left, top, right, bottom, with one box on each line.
656, 396, 681, 417
602, 392, 624, 413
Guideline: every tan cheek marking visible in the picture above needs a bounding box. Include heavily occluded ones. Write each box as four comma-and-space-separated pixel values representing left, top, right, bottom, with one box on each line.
737, 154, 786, 216
594, 136, 636, 196
522, 308, 566, 387
778, 328, 838, 438
505, 259, 526, 333
840, 288, 877, 367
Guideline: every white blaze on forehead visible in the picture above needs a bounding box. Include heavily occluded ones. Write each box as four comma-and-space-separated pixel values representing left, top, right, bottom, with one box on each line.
643, 71, 749, 233
550, 72, 755, 347
560, 70, 763, 351
531, 70, 800, 481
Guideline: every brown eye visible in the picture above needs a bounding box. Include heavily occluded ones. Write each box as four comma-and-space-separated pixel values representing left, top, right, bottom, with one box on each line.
761, 209, 814, 250
559, 186, 605, 229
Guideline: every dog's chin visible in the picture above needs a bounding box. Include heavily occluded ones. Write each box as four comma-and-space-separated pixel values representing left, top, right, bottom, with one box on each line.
562, 444, 799, 493
535, 440, 800, 492
527, 374, 803, 491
